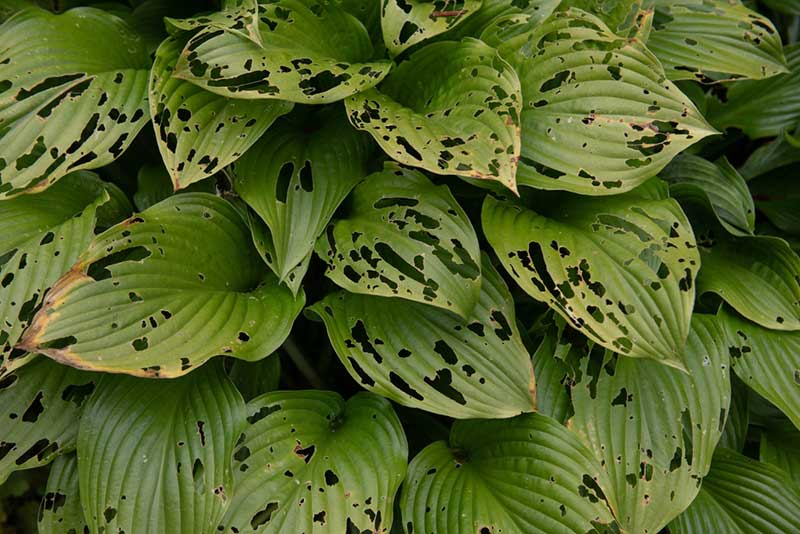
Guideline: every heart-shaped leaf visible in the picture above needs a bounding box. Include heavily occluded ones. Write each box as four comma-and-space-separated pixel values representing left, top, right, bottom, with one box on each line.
381, 0, 481, 56
315, 163, 481, 318
38, 454, 88, 534
173, 0, 392, 104
401, 413, 619, 534
0, 7, 150, 198
150, 35, 293, 190
220, 391, 407, 533
78, 362, 245, 534
18, 193, 305, 377
309, 255, 535, 419
483, 188, 700, 367
345, 39, 522, 191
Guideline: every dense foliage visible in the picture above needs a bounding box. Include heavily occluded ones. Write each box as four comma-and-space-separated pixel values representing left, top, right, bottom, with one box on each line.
1, 0, 799, 532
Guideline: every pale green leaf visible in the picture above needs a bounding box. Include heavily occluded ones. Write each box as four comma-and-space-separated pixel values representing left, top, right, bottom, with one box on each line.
381, 0, 481, 56
38, 454, 89, 534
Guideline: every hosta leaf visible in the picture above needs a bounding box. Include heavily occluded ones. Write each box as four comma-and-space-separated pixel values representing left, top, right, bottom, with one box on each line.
722, 307, 800, 429
740, 124, 800, 180
668, 448, 800, 534
749, 171, 800, 236
381, 0, 481, 56
228, 353, 281, 402
718, 375, 749, 451
647, 0, 787, 81
564, 0, 653, 34
498, 9, 715, 195
0, 173, 109, 376
150, 35, 293, 190
132, 163, 215, 212
761, 422, 800, 484
400, 414, 618, 534
173, 0, 392, 104
78, 362, 245, 534
38, 454, 88, 534
661, 154, 755, 236
165, 0, 262, 43
0, 357, 97, 484
220, 391, 407, 533
345, 39, 522, 191
564, 314, 732, 533
18, 193, 305, 378
233, 106, 372, 287
531, 324, 574, 423
441, 0, 559, 40
315, 163, 481, 318
309, 256, 535, 419
482, 189, 699, 367
0, 7, 150, 198
125, 0, 196, 53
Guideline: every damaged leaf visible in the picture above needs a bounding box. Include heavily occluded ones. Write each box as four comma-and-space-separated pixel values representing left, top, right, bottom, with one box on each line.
381, 0, 481, 56
38, 454, 88, 534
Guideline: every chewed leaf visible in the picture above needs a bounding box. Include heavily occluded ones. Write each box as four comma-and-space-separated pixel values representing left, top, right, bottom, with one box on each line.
166, 0, 262, 45
381, 0, 481, 56
38, 454, 88, 534
0, 7, 150, 199
315, 163, 481, 318
18, 194, 305, 377
346, 39, 522, 191
401, 414, 619, 534
150, 35, 292, 190
483, 189, 700, 367
497, 9, 715, 195
309, 256, 535, 419
442, 0, 559, 40
220, 391, 407, 533
173, 0, 392, 104
563, 0, 653, 34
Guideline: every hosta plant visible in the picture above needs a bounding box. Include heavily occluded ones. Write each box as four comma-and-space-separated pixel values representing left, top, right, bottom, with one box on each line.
1, 0, 800, 532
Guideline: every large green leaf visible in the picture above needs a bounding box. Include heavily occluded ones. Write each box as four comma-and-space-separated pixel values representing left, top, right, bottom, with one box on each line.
0, 7, 150, 198
173, 0, 392, 104
495, 9, 714, 195
38, 454, 88, 534
401, 413, 618, 534
346, 39, 522, 191
18, 193, 305, 377
381, 0, 481, 56
561, 0, 653, 34
441, 0, 559, 40
530, 320, 575, 424
220, 391, 407, 533
0, 172, 108, 376
309, 255, 535, 419
722, 307, 800, 429
315, 163, 481, 318
150, 35, 293, 190
0, 357, 97, 484
483, 189, 699, 367
233, 106, 372, 289
78, 362, 245, 534
668, 448, 800, 534
647, 0, 787, 81
761, 422, 800, 484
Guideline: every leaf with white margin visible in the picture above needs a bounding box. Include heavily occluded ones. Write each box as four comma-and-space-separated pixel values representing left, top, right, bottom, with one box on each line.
18, 193, 305, 378
173, 0, 392, 104
0, 357, 97, 484
0, 7, 150, 199
78, 362, 245, 534
38, 454, 89, 534
483, 188, 700, 368
381, 0, 481, 56
150, 35, 293, 190
401, 413, 619, 534
346, 39, 522, 192
309, 255, 535, 419
496, 9, 715, 195
220, 391, 407, 534
315, 163, 481, 318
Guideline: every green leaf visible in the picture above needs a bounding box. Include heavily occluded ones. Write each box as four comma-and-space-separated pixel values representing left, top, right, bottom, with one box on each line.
0, 7, 150, 199
762, 0, 800, 15
315, 163, 481, 318
78, 362, 245, 534
564, 314, 732, 533
0, 173, 109, 376
345, 39, 522, 191
668, 448, 800, 534
441, 0, 559, 40
739, 124, 800, 180
124, 0, 196, 54
722, 307, 800, 430
150, 35, 293, 190
498, 9, 716, 195
748, 171, 800, 236
380, 0, 482, 56
233, 106, 372, 287
18, 193, 305, 378
132, 163, 215, 212
0, 357, 97, 484
661, 154, 755, 236
761, 422, 800, 485
647, 0, 787, 82
228, 353, 281, 402
220, 391, 407, 533
173, 0, 392, 104
309, 255, 535, 419
482, 189, 700, 367
531, 323, 575, 424
38, 454, 88, 534
400, 413, 618, 534
563, 0, 653, 34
